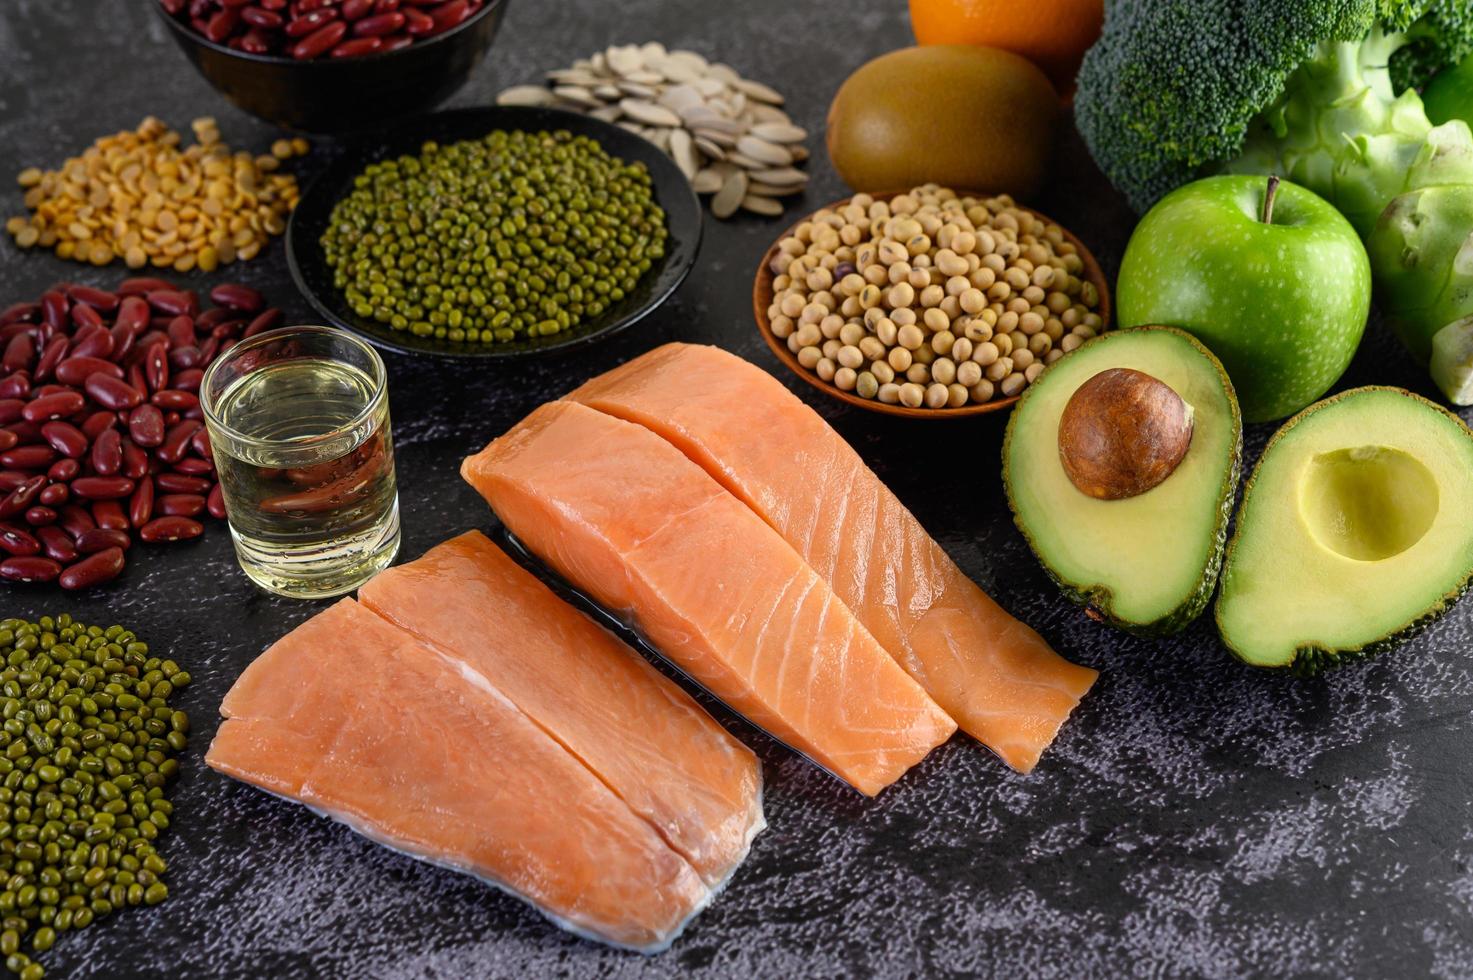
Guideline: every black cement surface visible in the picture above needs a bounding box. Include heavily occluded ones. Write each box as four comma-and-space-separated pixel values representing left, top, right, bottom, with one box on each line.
1, 2, 1471, 977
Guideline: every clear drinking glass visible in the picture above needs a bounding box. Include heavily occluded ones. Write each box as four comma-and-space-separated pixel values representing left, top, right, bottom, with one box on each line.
200, 325, 400, 598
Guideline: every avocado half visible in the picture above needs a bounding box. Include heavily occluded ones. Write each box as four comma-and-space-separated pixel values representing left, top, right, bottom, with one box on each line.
1215, 386, 1473, 675
1003, 327, 1243, 636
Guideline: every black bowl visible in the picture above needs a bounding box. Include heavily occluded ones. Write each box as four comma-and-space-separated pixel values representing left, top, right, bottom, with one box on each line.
152, 0, 509, 133
285, 106, 703, 359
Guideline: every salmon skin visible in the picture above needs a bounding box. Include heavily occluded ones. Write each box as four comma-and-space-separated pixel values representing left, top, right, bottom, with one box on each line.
359, 530, 765, 888
208, 586, 762, 951
569, 343, 1097, 773
463, 400, 956, 797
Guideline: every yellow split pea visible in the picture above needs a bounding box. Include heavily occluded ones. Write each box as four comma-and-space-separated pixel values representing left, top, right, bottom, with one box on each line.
6, 116, 306, 271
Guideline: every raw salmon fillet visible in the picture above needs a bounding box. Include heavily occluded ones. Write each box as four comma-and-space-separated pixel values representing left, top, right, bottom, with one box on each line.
569, 343, 1097, 772
462, 400, 956, 797
359, 530, 764, 887
206, 598, 714, 952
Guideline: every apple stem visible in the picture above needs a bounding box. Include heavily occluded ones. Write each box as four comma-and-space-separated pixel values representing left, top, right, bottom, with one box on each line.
1261, 175, 1281, 225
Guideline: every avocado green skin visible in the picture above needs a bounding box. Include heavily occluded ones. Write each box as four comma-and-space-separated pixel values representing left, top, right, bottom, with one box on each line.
1215, 386, 1473, 675
1367, 184, 1473, 363
1002, 326, 1244, 638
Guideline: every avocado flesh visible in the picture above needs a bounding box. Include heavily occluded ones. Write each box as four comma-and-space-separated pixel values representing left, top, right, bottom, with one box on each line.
1003, 328, 1242, 635
1216, 387, 1473, 673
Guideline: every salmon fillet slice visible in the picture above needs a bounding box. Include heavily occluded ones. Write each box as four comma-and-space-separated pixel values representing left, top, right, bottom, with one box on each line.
462, 400, 957, 797
358, 530, 765, 887
569, 343, 1098, 773
206, 598, 712, 953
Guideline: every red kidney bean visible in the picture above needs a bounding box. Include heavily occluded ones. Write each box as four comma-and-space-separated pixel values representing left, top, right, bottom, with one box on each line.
400, 5, 434, 32
207, 483, 227, 519
143, 342, 169, 394
167, 315, 196, 349
0, 304, 39, 327
352, 10, 403, 34
0, 477, 45, 519
0, 446, 55, 471
195, 307, 238, 331
85, 375, 144, 412
291, 19, 348, 58
69, 328, 113, 361
2, 334, 34, 375
7, 422, 41, 445
41, 421, 88, 459
140, 517, 202, 543
376, 0, 401, 11
35, 526, 75, 563
0, 402, 24, 427
71, 477, 135, 501
285, 6, 336, 33
59, 547, 125, 590
170, 457, 214, 477
47, 459, 79, 483
38, 483, 67, 508
80, 410, 116, 441
0, 523, 40, 557
118, 278, 173, 297
155, 473, 211, 495
127, 363, 149, 399
238, 27, 273, 52
0, 557, 61, 584
112, 296, 151, 338
157, 420, 203, 465
168, 347, 202, 371
111, 323, 139, 364
158, 493, 207, 518
120, 440, 150, 481
128, 404, 165, 448
172, 368, 204, 393
69, 303, 105, 332
240, 5, 283, 28
191, 427, 212, 459
0, 375, 28, 400
145, 291, 196, 318
91, 427, 123, 476
0, 472, 28, 492
76, 528, 131, 554
331, 36, 383, 56
163, 411, 180, 427
151, 389, 199, 414
129, 478, 154, 527
34, 336, 68, 382
23, 507, 55, 527
342, 0, 375, 18
22, 391, 85, 424
429, 0, 471, 32
56, 356, 124, 387
212, 282, 270, 315
243, 308, 284, 339
380, 33, 413, 51
40, 292, 68, 332
67, 285, 119, 313
58, 505, 95, 538
205, 6, 240, 41
0, 432, 15, 453
91, 501, 128, 531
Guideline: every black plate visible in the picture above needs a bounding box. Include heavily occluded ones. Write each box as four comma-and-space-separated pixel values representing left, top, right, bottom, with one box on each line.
286, 106, 703, 359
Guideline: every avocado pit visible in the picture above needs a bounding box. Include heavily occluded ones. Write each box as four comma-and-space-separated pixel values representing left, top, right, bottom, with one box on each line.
1057, 367, 1194, 500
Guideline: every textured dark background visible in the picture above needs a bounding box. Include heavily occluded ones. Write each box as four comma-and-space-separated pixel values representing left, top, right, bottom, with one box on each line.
2, 1, 1472, 977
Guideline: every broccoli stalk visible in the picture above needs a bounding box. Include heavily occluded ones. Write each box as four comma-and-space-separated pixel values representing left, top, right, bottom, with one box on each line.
1076, 1, 1473, 403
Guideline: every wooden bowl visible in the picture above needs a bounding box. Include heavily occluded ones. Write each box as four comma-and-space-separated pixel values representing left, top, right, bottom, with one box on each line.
753, 192, 1112, 419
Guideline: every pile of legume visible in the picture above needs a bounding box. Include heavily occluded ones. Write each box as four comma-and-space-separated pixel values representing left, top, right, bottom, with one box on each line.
0, 615, 188, 980
6, 117, 304, 271
321, 128, 668, 344
766, 185, 1106, 409
0, 278, 283, 589
159, 0, 484, 59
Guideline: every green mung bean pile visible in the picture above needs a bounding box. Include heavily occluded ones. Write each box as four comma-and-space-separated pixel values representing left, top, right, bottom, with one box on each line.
0, 616, 189, 980
321, 128, 669, 344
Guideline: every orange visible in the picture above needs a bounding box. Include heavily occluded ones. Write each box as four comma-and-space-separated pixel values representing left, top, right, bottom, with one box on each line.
908, 0, 1103, 99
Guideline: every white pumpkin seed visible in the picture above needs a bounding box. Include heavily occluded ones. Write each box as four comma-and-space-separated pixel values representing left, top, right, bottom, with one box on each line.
734, 78, 784, 104
639, 42, 667, 63
748, 181, 803, 197
616, 81, 660, 99
589, 105, 623, 123
711, 169, 748, 219
692, 126, 737, 148
593, 84, 623, 100
706, 63, 741, 85
691, 77, 727, 98
748, 104, 792, 125
626, 70, 666, 86
751, 122, 807, 144
725, 151, 768, 170
735, 135, 792, 166
553, 86, 603, 108
692, 167, 727, 194
669, 129, 699, 179
620, 99, 683, 127
659, 84, 704, 111
693, 136, 728, 160
547, 69, 603, 86
606, 45, 644, 76
740, 194, 785, 216
497, 85, 556, 107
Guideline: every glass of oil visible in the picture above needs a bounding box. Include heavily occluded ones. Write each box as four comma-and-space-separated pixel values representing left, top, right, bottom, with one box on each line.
200, 325, 400, 599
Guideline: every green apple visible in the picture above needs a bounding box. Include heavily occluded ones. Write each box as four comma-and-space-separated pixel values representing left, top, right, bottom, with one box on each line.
1424, 53, 1473, 127
1116, 174, 1371, 423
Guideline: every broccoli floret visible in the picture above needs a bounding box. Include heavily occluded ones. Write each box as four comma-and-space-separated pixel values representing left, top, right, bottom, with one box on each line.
1075, 1, 1464, 213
